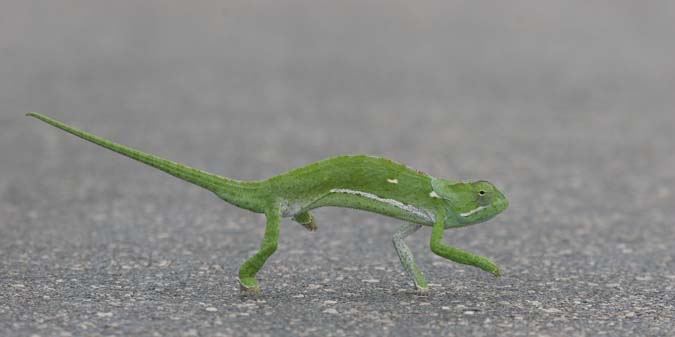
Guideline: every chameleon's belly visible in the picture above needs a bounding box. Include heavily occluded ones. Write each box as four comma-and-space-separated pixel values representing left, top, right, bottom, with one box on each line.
302, 190, 435, 225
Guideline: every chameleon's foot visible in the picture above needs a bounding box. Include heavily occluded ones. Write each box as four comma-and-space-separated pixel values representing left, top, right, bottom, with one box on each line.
415, 286, 430, 295
482, 260, 501, 278
469, 255, 501, 278
238, 277, 261, 294
294, 212, 317, 232
302, 217, 318, 232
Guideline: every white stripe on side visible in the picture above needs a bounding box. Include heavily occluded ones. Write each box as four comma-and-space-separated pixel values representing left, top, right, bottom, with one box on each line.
330, 188, 433, 222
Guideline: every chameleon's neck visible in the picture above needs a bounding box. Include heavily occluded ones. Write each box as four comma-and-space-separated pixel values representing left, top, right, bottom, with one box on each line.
27, 112, 268, 213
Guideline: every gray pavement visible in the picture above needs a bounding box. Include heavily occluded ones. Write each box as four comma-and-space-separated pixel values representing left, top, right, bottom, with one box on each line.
1, 1, 674, 336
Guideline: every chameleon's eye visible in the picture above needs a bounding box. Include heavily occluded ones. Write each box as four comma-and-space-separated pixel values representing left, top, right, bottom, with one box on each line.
477, 189, 489, 206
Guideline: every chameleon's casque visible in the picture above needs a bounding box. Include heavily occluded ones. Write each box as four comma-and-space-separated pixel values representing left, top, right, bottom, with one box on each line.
27, 112, 508, 293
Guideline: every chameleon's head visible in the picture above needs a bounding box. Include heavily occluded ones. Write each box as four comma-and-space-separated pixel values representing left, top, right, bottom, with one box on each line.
431, 178, 508, 227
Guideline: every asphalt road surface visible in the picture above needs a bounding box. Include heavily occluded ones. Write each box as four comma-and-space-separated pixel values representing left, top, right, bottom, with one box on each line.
1, 2, 674, 336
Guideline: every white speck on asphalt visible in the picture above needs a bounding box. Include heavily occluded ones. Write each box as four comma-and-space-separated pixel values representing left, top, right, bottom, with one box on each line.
322, 308, 339, 314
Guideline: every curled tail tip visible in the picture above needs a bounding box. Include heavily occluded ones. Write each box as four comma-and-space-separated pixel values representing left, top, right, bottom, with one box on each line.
26, 112, 40, 118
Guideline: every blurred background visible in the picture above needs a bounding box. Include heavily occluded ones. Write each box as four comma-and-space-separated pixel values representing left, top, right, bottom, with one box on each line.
1, 1, 674, 336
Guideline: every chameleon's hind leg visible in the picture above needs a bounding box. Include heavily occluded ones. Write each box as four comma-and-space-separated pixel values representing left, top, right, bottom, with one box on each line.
293, 211, 317, 231
393, 223, 429, 293
238, 206, 281, 293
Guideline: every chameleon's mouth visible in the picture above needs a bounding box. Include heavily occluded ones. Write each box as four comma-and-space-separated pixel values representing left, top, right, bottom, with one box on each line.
460, 206, 488, 217
494, 197, 509, 213
459, 198, 508, 221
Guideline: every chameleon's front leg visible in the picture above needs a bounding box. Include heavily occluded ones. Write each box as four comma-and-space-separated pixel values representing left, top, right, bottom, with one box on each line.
238, 206, 281, 293
392, 223, 429, 293
430, 211, 500, 277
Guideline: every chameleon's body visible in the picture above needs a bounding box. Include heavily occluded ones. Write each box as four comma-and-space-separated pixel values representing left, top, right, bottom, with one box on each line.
27, 112, 508, 293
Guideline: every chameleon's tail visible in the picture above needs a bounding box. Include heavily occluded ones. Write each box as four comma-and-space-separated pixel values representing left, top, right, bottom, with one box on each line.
26, 112, 246, 196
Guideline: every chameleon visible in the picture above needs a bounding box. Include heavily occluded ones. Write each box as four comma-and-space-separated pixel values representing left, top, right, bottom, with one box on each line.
26, 112, 508, 293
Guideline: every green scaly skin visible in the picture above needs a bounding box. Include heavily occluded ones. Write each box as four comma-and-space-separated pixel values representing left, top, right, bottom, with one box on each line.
27, 112, 509, 293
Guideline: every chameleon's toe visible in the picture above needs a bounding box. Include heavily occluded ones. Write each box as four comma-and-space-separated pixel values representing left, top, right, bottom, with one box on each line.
485, 260, 501, 278
303, 218, 318, 232
478, 259, 500, 278
294, 212, 317, 232
238, 277, 261, 294
415, 286, 430, 295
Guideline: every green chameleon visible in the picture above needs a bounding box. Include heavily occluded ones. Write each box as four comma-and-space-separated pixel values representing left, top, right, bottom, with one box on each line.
27, 112, 508, 293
